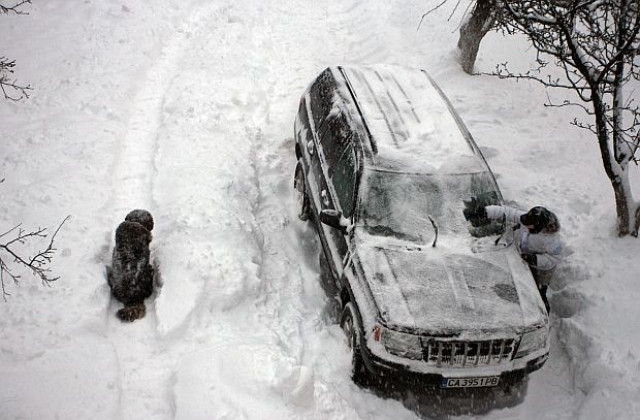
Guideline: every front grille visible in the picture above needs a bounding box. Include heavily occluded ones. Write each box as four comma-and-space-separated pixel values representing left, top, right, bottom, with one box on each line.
423, 338, 517, 367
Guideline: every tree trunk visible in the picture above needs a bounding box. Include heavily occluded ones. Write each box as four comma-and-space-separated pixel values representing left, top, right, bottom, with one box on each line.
610, 175, 640, 237
458, 0, 496, 74
592, 92, 639, 236
611, 176, 631, 236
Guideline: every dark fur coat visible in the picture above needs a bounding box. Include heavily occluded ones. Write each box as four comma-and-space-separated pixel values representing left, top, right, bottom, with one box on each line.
108, 210, 154, 322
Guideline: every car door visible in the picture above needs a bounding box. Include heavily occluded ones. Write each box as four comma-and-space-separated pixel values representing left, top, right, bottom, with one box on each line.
319, 113, 357, 280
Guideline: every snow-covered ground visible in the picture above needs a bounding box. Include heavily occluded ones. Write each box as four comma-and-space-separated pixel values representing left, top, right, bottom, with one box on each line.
1, 0, 639, 419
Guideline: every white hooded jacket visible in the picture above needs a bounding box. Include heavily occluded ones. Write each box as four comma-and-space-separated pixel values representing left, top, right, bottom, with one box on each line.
485, 205, 563, 273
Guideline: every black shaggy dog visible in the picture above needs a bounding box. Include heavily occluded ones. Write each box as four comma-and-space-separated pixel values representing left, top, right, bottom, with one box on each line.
107, 209, 155, 322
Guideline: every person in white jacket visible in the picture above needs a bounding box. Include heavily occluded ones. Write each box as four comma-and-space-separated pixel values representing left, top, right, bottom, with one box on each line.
465, 201, 562, 311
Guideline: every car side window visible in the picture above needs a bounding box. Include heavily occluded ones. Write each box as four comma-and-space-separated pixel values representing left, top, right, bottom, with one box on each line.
321, 113, 352, 167
330, 145, 357, 217
309, 69, 338, 132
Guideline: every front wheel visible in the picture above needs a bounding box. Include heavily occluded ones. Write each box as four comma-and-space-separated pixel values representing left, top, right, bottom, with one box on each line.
294, 164, 310, 221
340, 302, 370, 387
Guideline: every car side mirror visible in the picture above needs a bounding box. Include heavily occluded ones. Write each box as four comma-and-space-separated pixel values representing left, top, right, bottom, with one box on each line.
319, 209, 350, 233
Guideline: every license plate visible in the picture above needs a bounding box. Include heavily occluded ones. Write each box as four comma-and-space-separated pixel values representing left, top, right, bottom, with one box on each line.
440, 376, 500, 388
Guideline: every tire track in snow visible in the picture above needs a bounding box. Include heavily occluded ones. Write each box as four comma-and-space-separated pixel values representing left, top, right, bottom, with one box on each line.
110, 2, 224, 217
111, 47, 167, 218
196, 6, 331, 400
105, 3, 228, 420
244, 121, 357, 417
323, 0, 394, 64
180, 3, 363, 412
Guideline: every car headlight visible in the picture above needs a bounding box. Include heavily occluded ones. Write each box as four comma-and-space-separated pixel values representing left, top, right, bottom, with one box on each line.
381, 328, 423, 360
515, 327, 549, 358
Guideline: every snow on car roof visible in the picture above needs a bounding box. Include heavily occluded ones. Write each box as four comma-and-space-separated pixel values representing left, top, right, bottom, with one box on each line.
339, 65, 481, 174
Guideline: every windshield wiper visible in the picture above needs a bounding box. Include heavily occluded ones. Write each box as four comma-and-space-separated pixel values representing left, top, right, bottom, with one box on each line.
428, 215, 438, 248
365, 225, 422, 242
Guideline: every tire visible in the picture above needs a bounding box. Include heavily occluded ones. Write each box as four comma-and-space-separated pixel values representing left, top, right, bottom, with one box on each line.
340, 302, 370, 387
294, 164, 311, 221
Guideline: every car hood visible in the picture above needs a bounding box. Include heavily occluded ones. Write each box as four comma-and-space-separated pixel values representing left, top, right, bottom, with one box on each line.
356, 238, 546, 335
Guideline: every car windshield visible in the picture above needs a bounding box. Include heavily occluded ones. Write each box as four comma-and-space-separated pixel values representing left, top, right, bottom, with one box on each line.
360, 169, 504, 242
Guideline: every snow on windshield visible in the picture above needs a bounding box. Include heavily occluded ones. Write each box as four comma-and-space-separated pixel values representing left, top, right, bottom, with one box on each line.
360, 169, 503, 242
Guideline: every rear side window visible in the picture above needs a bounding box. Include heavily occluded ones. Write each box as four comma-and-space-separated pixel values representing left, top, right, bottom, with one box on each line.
330, 145, 357, 217
321, 110, 358, 216
310, 68, 358, 217
321, 113, 353, 168
309, 69, 339, 131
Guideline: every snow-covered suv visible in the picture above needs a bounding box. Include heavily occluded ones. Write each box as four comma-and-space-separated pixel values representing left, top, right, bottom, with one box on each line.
293, 65, 549, 388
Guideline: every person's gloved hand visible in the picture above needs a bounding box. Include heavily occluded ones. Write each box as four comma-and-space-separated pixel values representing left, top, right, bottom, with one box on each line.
463, 197, 488, 227
521, 253, 537, 266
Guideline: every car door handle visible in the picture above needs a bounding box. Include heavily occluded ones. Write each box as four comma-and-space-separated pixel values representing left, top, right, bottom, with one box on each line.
307, 140, 315, 155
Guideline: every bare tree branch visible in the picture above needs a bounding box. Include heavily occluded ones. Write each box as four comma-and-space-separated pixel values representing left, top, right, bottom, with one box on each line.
425, 0, 640, 232
488, 0, 640, 236
1, 1, 32, 100
0, 216, 70, 300
418, 0, 451, 30
0, 59, 32, 100
0, 0, 31, 15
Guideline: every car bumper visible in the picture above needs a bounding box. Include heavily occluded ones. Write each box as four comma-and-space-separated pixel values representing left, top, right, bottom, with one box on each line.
359, 338, 548, 388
